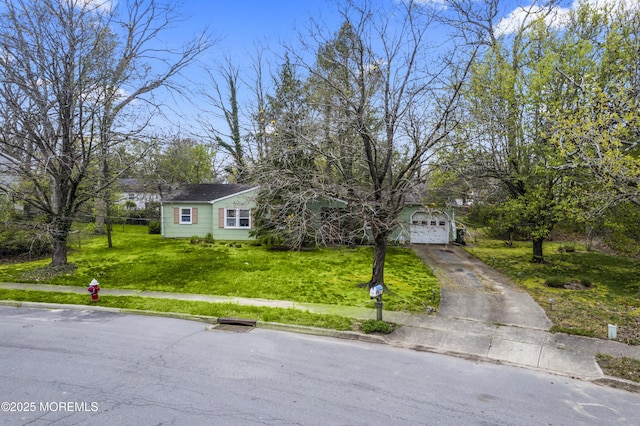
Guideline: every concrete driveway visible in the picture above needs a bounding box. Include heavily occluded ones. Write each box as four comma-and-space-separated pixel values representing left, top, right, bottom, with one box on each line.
411, 244, 552, 329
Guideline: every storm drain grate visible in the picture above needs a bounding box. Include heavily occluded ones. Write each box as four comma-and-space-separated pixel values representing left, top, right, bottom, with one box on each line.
210, 323, 254, 333
209, 317, 257, 333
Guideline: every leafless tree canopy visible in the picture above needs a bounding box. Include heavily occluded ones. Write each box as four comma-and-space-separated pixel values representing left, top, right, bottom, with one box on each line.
0, 0, 212, 266
252, 0, 474, 285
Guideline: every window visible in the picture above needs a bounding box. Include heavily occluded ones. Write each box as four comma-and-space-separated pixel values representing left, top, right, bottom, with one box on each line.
180, 207, 192, 224
225, 208, 251, 228
174, 207, 197, 225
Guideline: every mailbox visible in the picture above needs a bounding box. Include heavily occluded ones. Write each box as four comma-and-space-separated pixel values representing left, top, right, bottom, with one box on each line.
369, 284, 384, 299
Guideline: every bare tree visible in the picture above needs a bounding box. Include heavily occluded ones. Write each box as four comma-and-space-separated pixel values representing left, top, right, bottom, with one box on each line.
0, 0, 212, 266
91, 0, 213, 240
247, 48, 273, 165
199, 59, 248, 182
255, 0, 473, 288
198, 47, 276, 183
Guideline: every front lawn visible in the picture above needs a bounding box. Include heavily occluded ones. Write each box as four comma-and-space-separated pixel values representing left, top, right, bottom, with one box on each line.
466, 238, 640, 344
0, 225, 439, 312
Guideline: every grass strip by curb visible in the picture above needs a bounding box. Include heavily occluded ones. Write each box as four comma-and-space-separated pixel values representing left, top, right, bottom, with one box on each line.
0, 288, 354, 331
596, 353, 640, 384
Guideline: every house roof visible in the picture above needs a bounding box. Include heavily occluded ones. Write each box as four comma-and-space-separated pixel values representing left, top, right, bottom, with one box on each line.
162, 184, 258, 203
117, 178, 171, 193
404, 185, 427, 206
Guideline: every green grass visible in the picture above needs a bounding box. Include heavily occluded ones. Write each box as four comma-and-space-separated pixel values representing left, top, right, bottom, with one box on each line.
466, 238, 640, 344
361, 319, 394, 334
596, 354, 640, 383
0, 289, 354, 330
0, 225, 439, 313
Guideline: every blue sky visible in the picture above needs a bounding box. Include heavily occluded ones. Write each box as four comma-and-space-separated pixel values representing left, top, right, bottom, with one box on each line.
178, 0, 332, 64
159, 0, 613, 82
142, 0, 628, 134
131, 0, 635, 77
147, 0, 342, 133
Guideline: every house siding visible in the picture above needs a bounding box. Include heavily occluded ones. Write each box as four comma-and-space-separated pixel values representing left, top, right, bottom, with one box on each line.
161, 187, 258, 240
209, 190, 257, 240
161, 185, 452, 244
389, 206, 415, 242
162, 203, 213, 238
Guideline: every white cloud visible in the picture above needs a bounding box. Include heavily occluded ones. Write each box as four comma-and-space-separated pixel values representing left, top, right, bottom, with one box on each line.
401, 0, 449, 10
72, 0, 113, 13
413, 0, 448, 4
495, 4, 566, 36
496, 0, 639, 36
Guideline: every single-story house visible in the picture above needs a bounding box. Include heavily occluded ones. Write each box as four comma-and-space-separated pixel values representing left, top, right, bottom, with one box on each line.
161, 184, 259, 240
161, 183, 457, 244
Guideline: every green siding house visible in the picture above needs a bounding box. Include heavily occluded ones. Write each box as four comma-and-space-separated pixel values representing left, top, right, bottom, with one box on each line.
161, 184, 259, 240
161, 183, 456, 244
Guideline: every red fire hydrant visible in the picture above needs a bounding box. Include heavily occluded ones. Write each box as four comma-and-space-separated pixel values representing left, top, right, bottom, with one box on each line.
88, 279, 100, 301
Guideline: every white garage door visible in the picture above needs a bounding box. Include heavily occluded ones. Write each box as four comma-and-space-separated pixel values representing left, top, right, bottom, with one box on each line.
410, 212, 449, 244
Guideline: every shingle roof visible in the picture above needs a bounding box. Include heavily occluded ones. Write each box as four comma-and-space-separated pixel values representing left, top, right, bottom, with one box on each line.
162, 184, 258, 203
404, 184, 427, 206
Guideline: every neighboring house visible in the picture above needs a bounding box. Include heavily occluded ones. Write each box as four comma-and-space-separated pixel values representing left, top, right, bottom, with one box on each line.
117, 178, 163, 210
0, 153, 26, 215
161, 183, 457, 244
0, 153, 18, 194
161, 184, 259, 240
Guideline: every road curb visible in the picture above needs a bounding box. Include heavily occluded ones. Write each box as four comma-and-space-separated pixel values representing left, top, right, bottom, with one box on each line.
256, 321, 387, 344
592, 376, 640, 394
0, 299, 386, 344
0, 300, 123, 313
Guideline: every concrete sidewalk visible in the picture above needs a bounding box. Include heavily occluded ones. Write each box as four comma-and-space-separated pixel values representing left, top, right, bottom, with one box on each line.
1, 281, 639, 392
386, 315, 640, 382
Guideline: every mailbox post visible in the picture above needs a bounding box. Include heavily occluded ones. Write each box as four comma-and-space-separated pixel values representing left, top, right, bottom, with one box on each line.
369, 284, 384, 321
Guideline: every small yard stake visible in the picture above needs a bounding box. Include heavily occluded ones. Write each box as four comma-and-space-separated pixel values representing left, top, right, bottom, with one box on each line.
608, 324, 617, 340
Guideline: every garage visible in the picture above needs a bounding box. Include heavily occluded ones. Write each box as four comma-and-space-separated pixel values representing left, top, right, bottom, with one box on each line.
409, 210, 450, 244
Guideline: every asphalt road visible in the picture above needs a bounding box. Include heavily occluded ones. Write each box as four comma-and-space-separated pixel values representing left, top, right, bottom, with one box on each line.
0, 306, 638, 426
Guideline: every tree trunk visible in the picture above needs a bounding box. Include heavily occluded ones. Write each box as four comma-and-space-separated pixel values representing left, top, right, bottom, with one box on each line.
532, 237, 545, 263
94, 139, 109, 235
106, 221, 112, 248
50, 216, 71, 267
369, 232, 388, 287
51, 238, 68, 267
51, 241, 67, 267
106, 195, 113, 249
94, 196, 106, 234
